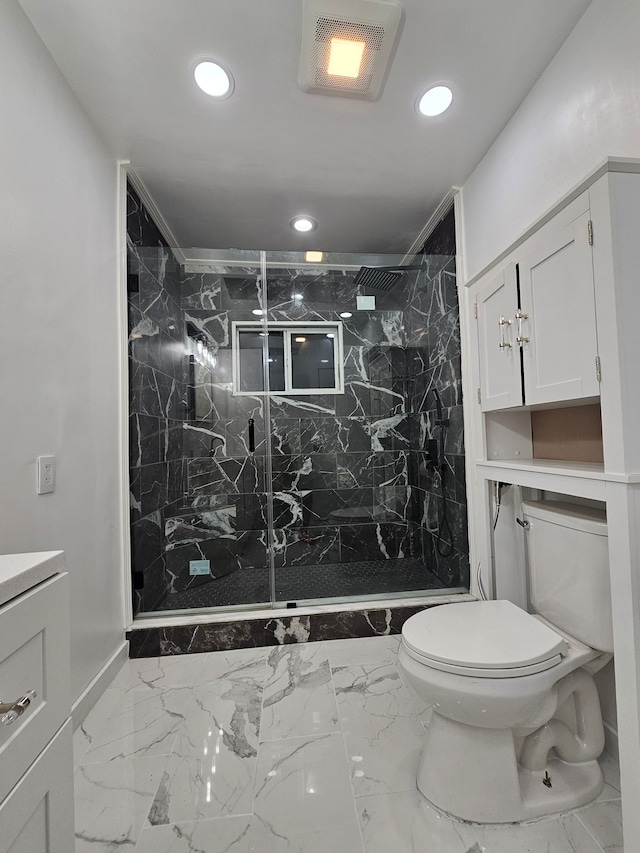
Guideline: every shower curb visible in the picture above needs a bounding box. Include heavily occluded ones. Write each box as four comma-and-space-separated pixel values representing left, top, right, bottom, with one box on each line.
126, 600, 450, 658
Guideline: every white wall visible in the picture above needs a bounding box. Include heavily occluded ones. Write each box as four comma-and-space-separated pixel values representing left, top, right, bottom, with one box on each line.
460, 0, 640, 281
0, 0, 124, 702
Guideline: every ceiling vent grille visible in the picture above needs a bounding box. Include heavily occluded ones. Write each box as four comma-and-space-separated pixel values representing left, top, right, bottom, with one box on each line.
299, 0, 403, 100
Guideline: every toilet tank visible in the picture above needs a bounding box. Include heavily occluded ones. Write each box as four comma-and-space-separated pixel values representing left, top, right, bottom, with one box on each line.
522, 500, 613, 653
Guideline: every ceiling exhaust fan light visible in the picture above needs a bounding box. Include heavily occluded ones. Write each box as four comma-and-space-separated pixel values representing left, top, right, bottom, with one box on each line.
417, 85, 453, 117
327, 38, 366, 78
194, 61, 234, 98
291, 216, 317, 232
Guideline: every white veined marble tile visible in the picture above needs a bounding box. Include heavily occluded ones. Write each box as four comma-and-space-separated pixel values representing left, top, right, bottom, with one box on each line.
326, 635, 400, 670
357, 789, 479, 852
80, 686, 191, 765
75, 754, 167, 852
134, 816, 252, 853
109, 653, 208, 692
146, 660, 265, 824
259, 642, 340, 741
575, 799, 623, 852
333, 662, 426, 797
198, 646, 269, 685
472, 813, 607, 852
249, 733, 364, 853
73, 687, 122, 766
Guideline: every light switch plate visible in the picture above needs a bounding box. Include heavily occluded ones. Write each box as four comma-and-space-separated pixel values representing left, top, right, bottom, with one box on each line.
37, 455, 56, 494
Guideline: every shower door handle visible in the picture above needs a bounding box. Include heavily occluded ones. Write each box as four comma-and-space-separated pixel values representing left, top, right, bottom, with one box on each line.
248, 418, 255, 453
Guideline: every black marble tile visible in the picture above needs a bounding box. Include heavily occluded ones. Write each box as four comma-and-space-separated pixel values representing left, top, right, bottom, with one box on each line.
181, 272, 223, 311
127, 628, 161, 657
131, 511, 162, 572
159, 621, 266, 654
270, 454, 337, 492
129, 468, 141, 524
272, 525, 340, 568
339, 522, 410, 562
140, 462, 167, 517
188, 456, 261, 497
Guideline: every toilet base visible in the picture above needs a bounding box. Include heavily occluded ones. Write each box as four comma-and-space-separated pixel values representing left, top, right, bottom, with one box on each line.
417, 711, 604, 823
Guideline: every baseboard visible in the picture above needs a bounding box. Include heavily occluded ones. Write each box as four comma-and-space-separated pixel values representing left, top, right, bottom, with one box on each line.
71, 640, 129, 730
604, 720, 619, 761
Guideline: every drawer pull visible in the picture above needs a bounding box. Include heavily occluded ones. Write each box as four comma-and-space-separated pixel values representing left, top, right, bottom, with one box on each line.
0, 690, 37, 726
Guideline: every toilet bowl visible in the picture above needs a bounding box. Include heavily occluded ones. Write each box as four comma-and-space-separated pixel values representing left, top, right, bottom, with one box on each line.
399, 500, 613, 823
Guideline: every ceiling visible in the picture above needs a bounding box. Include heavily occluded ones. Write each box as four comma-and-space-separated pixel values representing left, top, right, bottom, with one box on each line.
19, 0, 592, 254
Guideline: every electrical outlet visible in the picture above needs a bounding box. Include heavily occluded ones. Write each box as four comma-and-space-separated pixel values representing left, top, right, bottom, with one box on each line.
37, 455, 56, 494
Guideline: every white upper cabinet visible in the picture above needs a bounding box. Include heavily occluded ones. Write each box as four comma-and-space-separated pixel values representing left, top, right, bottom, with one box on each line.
477, 263, 521, 412
475, 198, 599, 412
519, 210, 599, 406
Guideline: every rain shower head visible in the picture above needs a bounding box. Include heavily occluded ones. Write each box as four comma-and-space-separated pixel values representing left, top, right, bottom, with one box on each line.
353, 264, 422, 291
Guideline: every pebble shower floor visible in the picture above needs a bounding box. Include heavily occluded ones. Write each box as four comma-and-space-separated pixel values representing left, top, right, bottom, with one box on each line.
73, 635, 623, 851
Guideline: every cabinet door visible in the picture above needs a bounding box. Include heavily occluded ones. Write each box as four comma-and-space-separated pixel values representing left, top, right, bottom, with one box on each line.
519, 211, 599, 406
476, 263, 522, 412
0, 720, 74, 853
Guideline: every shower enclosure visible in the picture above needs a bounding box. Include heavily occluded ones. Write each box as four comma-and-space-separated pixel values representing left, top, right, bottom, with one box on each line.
128, 218, 469, 617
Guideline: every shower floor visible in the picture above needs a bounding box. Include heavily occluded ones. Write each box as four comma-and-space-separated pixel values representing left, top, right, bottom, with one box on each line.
152, 557, 446, 612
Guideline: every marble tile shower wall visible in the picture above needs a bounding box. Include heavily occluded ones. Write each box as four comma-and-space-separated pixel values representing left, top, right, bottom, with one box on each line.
175, 267, 416, 599
127, 186, 188, 614
405, 251, 469, 588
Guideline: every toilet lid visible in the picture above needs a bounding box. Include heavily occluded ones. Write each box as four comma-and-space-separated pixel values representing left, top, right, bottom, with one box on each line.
402, 600, 568, 675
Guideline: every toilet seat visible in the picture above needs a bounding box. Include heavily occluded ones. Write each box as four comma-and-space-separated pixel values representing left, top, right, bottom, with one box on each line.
402, 600, 569, 679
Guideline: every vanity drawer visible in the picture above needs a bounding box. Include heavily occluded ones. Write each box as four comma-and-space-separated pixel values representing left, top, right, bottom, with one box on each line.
0, 573, 70, 804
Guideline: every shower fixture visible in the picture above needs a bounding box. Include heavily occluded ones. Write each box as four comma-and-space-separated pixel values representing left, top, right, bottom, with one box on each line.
353, 264, 422, 291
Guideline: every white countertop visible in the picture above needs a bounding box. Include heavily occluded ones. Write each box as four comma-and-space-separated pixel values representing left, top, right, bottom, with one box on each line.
0, 551, 64, 607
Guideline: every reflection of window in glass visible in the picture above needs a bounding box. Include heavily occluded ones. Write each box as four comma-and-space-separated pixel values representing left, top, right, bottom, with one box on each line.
238, 330, 285, 392
232, 322, 343, 395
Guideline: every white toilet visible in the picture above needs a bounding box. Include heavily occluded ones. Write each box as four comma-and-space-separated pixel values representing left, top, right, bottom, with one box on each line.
399, 500, 613, 823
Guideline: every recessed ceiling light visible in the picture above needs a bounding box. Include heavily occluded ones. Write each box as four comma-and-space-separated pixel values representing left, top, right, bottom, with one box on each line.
194, 61, 234, 98
339, 312, 352, 318
305, 251, 324, 263
252, 308, 266, 316
291, 216, 317, 233
326, 333, 335, 339
295, 336, 307, 343
417, 85, 453, 117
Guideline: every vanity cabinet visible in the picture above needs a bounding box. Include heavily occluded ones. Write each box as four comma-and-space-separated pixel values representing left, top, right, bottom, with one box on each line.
476, 194, 599, 412
0, 567, 74, 852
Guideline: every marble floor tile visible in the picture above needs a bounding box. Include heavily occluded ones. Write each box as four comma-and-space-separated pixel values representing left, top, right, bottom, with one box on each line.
110, 653, 208, 692
472, 814, 606, 852
135, 816, 252, 853
357, 789, 478, 852
249, 733, 364, 852
198, 646, 269, 685
80, 686, 190, 764
147, 653, 265, 823
333, 662, 426, 796
575, 799, 624, 852
74, 687, 123, 765
260, 643, 340, 740
326, 635, 400, 669
75, 755, 167, 852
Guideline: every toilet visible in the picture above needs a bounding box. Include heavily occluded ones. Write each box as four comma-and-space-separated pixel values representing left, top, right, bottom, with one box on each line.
399, 500, 613, 824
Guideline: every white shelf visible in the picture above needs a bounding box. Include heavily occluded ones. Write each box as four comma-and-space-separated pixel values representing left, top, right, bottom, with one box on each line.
475, 458, 640, 500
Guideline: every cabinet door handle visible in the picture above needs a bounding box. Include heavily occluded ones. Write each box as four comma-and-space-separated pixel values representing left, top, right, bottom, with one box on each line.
498, 315, 512, 348
515, 310, 530, 345
248, 418, 255, 454
0, 690, 37, 726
